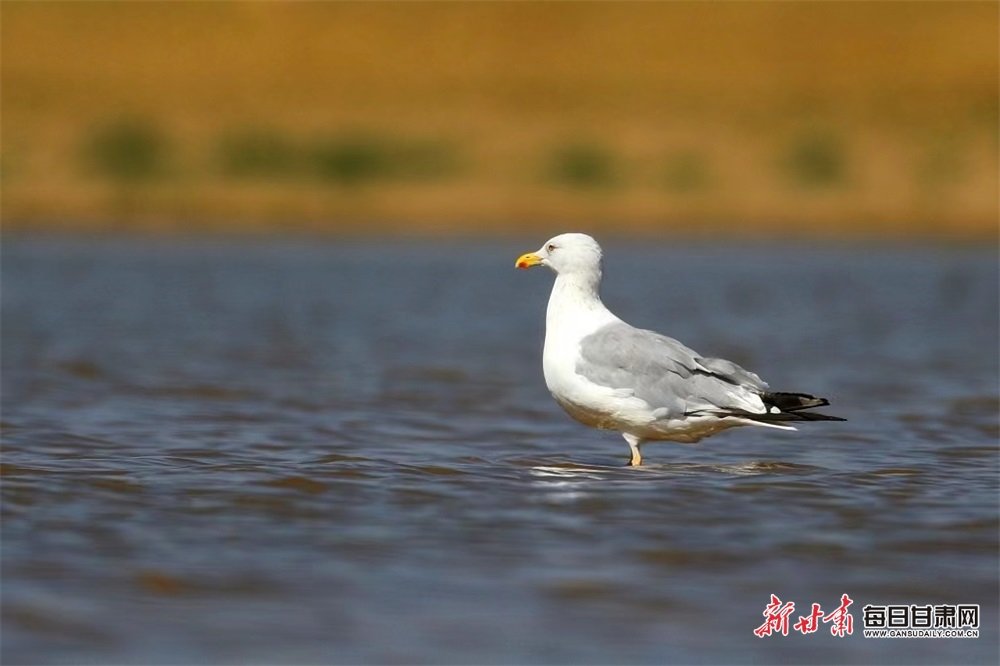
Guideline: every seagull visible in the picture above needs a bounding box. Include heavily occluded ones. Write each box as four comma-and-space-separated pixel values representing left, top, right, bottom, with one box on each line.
515, 232, 845, 466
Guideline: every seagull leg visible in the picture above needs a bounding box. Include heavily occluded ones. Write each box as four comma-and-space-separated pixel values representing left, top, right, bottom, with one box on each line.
623, 433, 643, 466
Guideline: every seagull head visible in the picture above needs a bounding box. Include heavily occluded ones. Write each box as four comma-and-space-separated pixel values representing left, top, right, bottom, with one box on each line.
515, 233, 603, 277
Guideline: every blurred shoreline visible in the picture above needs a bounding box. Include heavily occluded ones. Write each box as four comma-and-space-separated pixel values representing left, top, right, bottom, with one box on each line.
3, 2, 997, 240
4, 226, 995, 249
3, 217, 996, 243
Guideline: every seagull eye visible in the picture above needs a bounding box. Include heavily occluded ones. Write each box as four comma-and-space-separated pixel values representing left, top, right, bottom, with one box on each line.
547, 244, 556, 252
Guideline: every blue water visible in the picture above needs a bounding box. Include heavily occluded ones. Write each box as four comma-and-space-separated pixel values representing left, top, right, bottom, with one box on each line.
2, 237, 997, 664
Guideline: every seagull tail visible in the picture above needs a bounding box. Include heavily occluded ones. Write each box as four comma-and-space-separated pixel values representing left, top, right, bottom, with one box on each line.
762, 392, 833, 413
703, 392, 847, 424
755, 391, 847, 422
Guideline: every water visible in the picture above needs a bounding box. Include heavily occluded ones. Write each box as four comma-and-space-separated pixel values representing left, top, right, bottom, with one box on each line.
2, 236, 997, 665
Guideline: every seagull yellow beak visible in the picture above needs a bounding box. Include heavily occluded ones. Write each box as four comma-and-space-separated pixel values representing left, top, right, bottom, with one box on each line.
515, 252, 543, 269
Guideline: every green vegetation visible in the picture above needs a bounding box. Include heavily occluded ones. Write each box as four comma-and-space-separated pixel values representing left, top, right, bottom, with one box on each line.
310, 133, 459, 186
547, 142, 617, 189
781, 129, 846, 189
311, 133, 389, 185
216, 129, 460, 185
83, 118, 168, 183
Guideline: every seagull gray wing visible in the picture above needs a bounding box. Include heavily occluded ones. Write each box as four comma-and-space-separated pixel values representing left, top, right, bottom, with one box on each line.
697, 355, 768, 390
576, 322, 767, 418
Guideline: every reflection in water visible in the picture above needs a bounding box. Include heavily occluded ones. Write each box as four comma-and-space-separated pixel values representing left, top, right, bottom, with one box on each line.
529, 460, 822, 481
2, 239, 997, 664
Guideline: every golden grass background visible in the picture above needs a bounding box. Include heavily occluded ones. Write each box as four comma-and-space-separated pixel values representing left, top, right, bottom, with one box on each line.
2, 1, 998, 238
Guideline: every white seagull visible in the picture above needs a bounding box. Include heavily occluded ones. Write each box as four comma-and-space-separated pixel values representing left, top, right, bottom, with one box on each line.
515, 232, 845, 466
